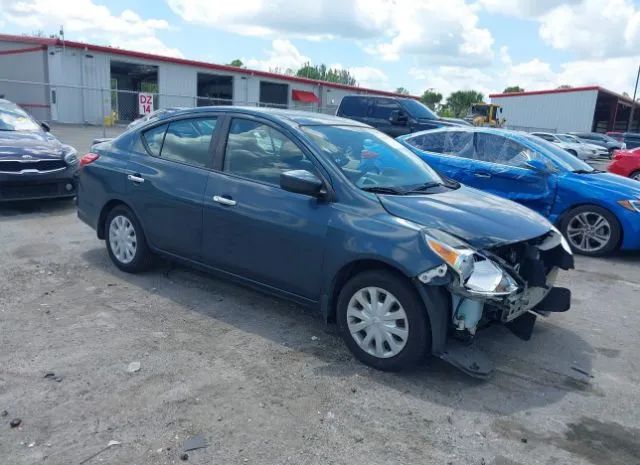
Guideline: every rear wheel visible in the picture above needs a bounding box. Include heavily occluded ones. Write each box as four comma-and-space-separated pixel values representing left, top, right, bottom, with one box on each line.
105, 205, 153, 272
336, 270, 431, 371
630, 170, 640, 181
560, 205, 620, 256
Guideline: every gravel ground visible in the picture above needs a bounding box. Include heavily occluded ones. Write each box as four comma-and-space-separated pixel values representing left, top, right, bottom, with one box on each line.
1, 199, 639, 465
1, 125, 639, 465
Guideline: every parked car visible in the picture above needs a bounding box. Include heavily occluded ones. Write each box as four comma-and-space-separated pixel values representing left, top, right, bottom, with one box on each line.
399, 127, 640, 256
607, 132, 640, 149
530, 132, 603, 160
608, 147, 640, 181
559, 134, 609, 158
0, 99, 79, 201
127, 107, 187, 130
569, 131, 625, 154
77, 107, 573, 377
336, 95, 462, 138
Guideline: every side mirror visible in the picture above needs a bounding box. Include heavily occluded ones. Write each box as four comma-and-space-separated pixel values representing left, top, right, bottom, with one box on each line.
280, 170, 324, 197
40, 121, 51, 132
389, 109, 408, 126
524, 159, 549, 172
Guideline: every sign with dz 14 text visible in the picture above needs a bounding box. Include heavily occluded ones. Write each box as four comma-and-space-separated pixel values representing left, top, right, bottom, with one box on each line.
138, 93, 153, 115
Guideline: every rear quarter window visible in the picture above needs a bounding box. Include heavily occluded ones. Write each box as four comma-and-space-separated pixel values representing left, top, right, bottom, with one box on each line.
142, 124, 168, 156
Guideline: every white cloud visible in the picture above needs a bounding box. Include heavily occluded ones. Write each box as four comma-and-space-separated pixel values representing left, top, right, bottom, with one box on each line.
244, 39, 311, 73
331, 64, 390, 89
169, 0, 495, 66
477, 0, 580, 17
0, 0, 182, 57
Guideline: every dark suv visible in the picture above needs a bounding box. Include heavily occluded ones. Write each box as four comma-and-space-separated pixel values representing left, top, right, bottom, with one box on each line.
336, 95, 461, 137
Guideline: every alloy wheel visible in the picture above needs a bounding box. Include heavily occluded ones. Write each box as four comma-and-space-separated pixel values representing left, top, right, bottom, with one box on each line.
346, 287, 409, 359
108, 215, 137, 264
566, 211, 611, 253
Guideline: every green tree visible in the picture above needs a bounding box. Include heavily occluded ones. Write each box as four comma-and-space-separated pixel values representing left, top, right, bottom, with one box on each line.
295, 63, 357, 86
420, 89, 443, 110
503, 85, 524, 93
444, 90, 485, 118
395, 87, 410, 95
228, 59, 244, 67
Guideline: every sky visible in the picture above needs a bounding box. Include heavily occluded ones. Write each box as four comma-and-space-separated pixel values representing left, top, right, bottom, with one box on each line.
1, 0, 639, 98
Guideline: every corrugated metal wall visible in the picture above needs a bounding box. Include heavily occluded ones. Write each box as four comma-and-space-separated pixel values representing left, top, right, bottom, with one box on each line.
491, 90, 598, 133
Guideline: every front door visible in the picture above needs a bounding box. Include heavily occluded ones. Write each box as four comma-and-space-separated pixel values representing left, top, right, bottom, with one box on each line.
125, 116, 219, 260
202, 117, 330, 299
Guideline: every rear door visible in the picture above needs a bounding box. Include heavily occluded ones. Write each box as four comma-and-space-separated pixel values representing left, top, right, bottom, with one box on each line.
125, 116, 219, 260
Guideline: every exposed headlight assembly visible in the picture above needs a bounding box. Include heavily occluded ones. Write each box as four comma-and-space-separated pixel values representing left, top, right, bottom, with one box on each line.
421, 229, 518, 297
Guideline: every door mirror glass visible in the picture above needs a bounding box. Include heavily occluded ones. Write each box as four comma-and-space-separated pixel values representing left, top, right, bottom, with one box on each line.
280, 170, 324, 196
40, 121, 50, 132
389, 109, 408, 126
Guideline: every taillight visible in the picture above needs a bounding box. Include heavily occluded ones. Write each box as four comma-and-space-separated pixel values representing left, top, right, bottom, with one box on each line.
79, 152, 99, 168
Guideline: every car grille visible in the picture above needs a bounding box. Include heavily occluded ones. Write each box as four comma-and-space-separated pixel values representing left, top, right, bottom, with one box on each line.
0, 159, 66, 173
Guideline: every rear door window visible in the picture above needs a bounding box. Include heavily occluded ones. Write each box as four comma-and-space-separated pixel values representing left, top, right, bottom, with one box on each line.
406, 132, 446, 153
160, 118, 218, 168
339, 97, 370, 117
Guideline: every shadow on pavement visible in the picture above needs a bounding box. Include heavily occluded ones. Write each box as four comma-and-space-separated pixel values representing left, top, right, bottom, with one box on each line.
0, 197, 76, 219
81, 246, 595, 415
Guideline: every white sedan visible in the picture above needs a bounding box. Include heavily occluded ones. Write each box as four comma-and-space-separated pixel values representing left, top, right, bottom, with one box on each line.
530, 132, 606, 160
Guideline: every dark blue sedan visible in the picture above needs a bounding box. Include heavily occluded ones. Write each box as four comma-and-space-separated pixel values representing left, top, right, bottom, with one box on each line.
77, 107, 573, 377
399, 127, 640, 256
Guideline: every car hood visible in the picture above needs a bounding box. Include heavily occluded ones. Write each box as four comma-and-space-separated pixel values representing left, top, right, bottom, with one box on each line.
562, 171, 640, 198
0, 131, 65, 160
377, 185, 552, 249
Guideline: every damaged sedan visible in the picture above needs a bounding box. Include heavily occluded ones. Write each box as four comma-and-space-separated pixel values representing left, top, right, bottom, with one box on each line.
77, 108, 573, 377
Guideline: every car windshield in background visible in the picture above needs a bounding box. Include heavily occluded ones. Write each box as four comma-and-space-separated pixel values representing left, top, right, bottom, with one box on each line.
0, 106, 40, 132
302, 125, 443, 192
556, 134, 576, 143
523, 134, 595, 172
399, 99, 438, 120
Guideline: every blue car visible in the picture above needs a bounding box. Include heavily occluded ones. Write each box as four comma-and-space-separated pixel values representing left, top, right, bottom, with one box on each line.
77, 108, 573, 377
398, 127, 640, 256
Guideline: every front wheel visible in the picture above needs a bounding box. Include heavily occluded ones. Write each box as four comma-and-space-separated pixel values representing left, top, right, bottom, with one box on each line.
336, 270, 431, 371
105, 205, 154, 272
630, 170, 640, 181
560, 205, 620, 256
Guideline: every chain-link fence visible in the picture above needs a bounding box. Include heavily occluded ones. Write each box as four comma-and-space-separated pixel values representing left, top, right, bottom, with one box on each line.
0, 78, 339, 151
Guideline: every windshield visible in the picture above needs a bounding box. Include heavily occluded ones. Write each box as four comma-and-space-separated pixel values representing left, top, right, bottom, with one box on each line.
399, 99, 438, 120
301, 125, 443, 192
0, 105, 41, 132
522, 134, 595, 172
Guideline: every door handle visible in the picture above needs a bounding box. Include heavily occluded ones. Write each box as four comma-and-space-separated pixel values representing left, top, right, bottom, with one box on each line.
213, 195, 237, 206
474, 172, 492, 179
127, 174, 145, 183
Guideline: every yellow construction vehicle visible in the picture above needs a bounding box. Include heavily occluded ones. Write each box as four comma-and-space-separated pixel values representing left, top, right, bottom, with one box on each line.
465, 103, 505, 127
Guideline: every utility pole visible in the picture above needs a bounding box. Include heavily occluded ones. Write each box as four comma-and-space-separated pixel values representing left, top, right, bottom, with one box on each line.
628, 63, 640, 133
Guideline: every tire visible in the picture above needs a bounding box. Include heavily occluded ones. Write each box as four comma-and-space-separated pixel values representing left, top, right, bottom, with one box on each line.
105, 205, 154, 272
336, 270, 431, 371
560, 205, 621, 256
630, 170, 640, 181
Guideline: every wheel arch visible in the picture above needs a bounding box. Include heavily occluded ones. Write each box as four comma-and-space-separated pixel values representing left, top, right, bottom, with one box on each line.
323, 258, 450, 355
97, 198, 135, 239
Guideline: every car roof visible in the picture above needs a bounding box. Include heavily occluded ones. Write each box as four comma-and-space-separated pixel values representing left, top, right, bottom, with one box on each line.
154, 105, 370, 128
400, 126, 542, 139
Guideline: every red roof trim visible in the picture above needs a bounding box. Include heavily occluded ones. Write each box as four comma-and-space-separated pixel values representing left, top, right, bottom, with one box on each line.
0, 34, 418, 99
490, 85, 633, 103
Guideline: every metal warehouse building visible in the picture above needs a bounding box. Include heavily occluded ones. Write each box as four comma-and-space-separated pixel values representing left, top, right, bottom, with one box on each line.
0, 34, 411, 125
490, 86, 640, 134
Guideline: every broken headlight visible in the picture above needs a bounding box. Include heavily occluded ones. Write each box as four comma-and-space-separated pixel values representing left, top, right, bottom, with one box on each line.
422, 229, 518, 297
